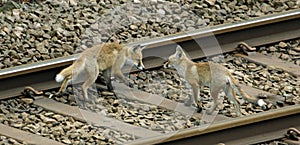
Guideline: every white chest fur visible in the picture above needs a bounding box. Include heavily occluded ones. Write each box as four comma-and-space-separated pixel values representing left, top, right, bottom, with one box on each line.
190, 65, 199, 82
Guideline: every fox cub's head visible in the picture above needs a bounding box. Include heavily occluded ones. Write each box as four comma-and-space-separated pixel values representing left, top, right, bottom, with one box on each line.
164, 45, 187, 68
127, 44, 146, 70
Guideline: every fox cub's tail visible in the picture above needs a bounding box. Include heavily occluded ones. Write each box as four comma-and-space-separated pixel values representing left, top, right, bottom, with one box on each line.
227, 76, 267, 107
55, 59, 86, 83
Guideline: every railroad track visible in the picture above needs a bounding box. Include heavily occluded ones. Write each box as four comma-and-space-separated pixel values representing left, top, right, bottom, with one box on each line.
0, 9, 299, 145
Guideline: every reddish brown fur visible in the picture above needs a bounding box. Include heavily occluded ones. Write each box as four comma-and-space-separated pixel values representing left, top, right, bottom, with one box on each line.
164, 45, 265, 116
55, 42, 145, 103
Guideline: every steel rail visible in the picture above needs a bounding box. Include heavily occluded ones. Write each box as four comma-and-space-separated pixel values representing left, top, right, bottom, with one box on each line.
0, 9, 299, 99
0, 9, 299, 145
127, 105, 300, 145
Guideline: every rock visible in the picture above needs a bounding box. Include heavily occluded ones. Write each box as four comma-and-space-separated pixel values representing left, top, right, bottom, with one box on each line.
11, 123, 23, 128
133, 0, 141, 4
69, 0, 77, 6
8, 138, 20, 144
283, 86, 293, 92
254, 10, 264, 17
90, 23, 98, 30
288, 50, 298, 55
40, 115, 56, 124
13, 30, 22, 38
276, 100, 285, 107
205, 0, 216, 5
36, 41, 48, 54
241, 109, 249, 116
21, 98, 33, 105
280, 53, 289, 60
293, 47, 300, 52
42, 33, 51, 39
129, 25, 138, 30
233, 71, 245, 78
286, 1, 295, 8
73, 121, 84, 128
6, 15, 15, 23
124, 118, 135, 123
165, 79, 173, 85
278, 42, 287, 48
52, 114, 65, 122
138, 72, 147, 80
62, 138, 72, 144
269, 46, 276, 52
239, 5, 248, 10
112, 100, 120, 107
247, 63, 257, 69
260, 3, 274, 13
157, 9, 165, 15
93, 134, 107, 141
101, 91, 114, 96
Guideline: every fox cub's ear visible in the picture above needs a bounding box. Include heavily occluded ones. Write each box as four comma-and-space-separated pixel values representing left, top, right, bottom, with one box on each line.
175, 45, 183, 52
175, 45, 184, 58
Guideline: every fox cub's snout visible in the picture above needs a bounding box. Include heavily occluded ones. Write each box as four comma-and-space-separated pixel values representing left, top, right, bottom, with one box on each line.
163, 61, 170, 68
137, 63, 144, 70
129, 44, 146, 70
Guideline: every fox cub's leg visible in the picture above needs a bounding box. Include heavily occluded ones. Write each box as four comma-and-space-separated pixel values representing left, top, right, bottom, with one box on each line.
82, 67, 99, 103
225, 84, 242, 116
57, 76, 71, 95
103, 68, 113, 91
114, 69, 129, 85
184, 96, 192, 106
184, 83, 193, 106
189, 81, 203, 112
206, 86, 221, 115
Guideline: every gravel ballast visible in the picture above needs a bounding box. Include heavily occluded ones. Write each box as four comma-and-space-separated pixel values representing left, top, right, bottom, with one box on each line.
0, 135, 26, 145
259, 39, 300, 66
0, 98, 136, 144
51, 88, 203, 134
0, 0, 299, 69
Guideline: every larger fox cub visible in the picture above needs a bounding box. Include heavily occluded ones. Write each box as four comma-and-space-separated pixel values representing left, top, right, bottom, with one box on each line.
55, 42, 145, 101
164, 45, 266, 116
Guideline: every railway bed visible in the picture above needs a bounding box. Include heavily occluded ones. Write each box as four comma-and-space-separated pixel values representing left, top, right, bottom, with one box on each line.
0, 10, 299, 145
253, 128, 300, 145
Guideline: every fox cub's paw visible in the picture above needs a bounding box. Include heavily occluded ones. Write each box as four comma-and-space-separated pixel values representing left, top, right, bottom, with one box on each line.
128, 81, 134, 88
121, 79, 134, 88
106, 84, 114, 92
196, 107, 202, 113
49, 92, 63, 99
55, 92, 63, 97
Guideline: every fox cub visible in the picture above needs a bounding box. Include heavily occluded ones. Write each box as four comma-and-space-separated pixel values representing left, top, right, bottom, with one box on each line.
55, 42, 145, 101
164, 45, 266, 116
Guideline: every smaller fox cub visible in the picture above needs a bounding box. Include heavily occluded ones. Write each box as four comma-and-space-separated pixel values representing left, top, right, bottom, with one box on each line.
164, 45, 266, 115
55, 42, 145, 101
